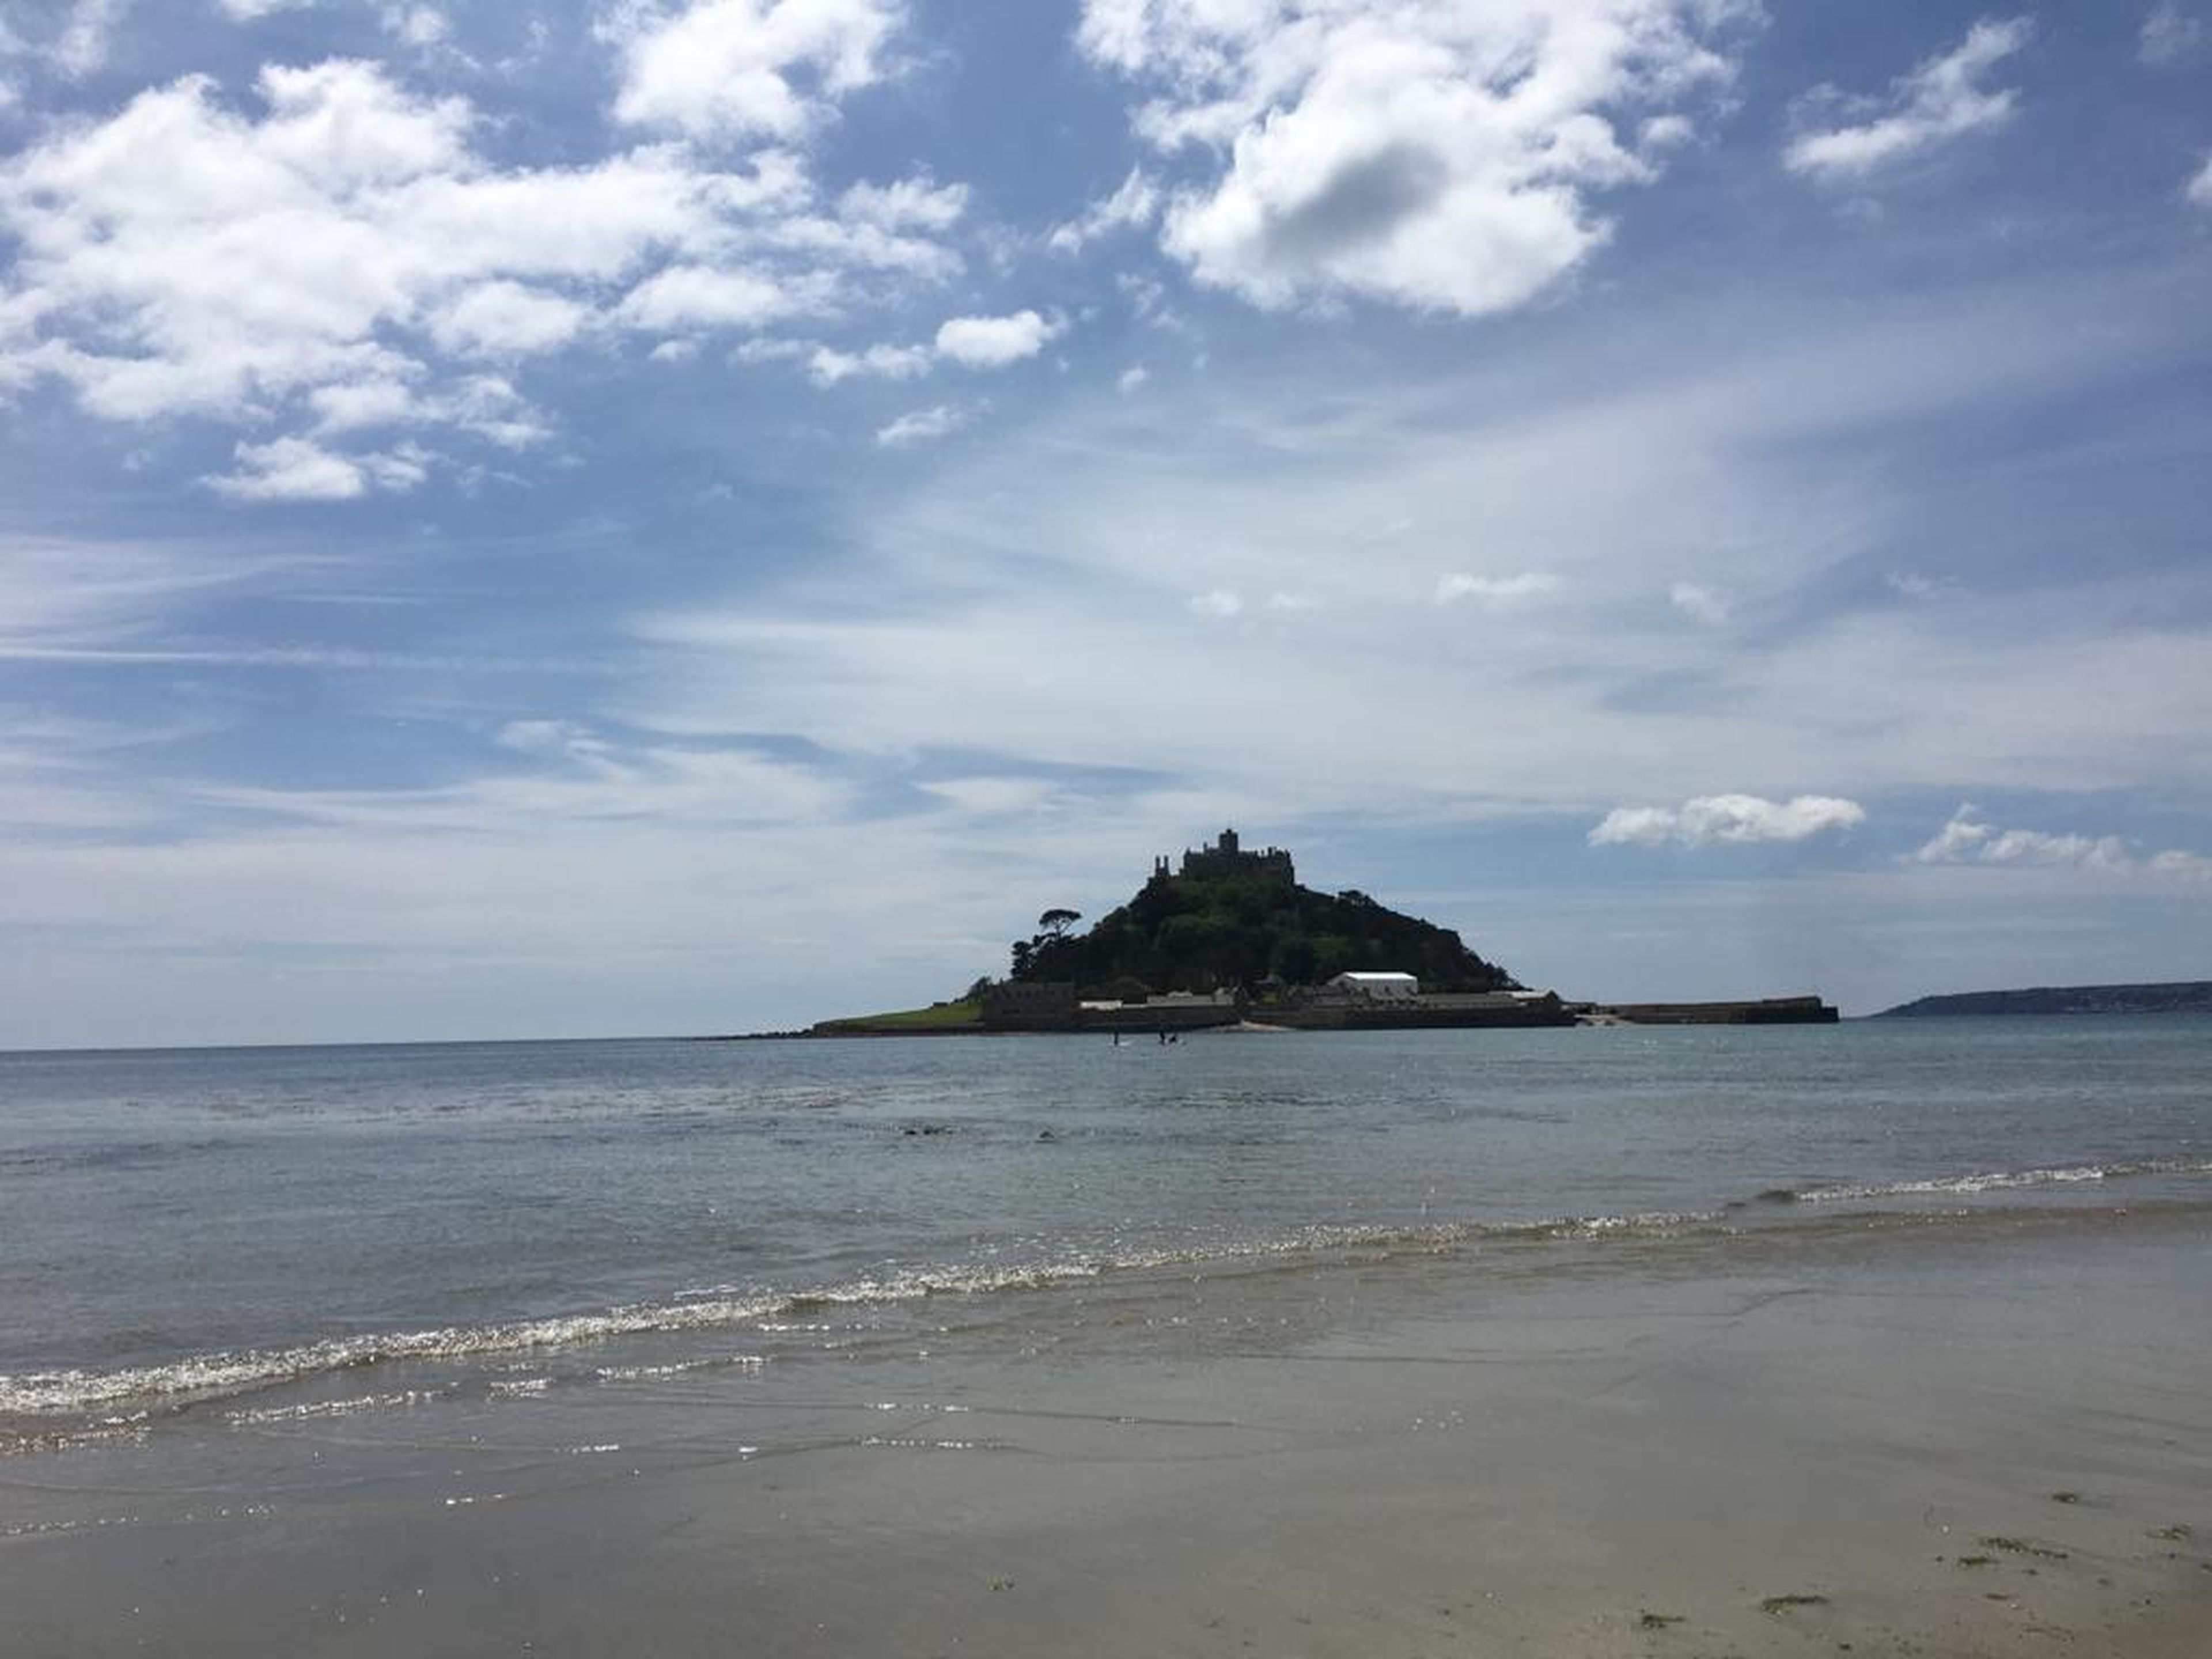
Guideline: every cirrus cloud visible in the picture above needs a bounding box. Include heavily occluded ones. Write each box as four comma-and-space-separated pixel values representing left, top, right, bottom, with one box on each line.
1785, 17, 2033, 184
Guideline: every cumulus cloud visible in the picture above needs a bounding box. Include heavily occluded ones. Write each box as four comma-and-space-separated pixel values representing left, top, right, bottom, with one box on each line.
0, 56, 964, 494
1910, 806, 2212, 879
808, 342, 932, 384
1590, 793, 1868, 848
603, 0, 903, 142
1077, 0, 1749, 316
1435, 571, 1561, 610
839, 175, 966, 232
1187, 588, 1244, 618
615, 264, 813, 331
933, 309, 1060, 368
220, 0, 316, 18
429, 281, 593, 357
875, 402, 967, 446
1785, 17, 2033, 184
209, 436, 376, 501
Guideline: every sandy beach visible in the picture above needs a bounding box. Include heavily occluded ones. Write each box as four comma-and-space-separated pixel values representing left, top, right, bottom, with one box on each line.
6, 1200, 2206, 1657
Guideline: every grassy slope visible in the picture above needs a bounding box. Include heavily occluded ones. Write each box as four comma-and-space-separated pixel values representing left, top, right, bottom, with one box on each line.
813, 998, 985, 1033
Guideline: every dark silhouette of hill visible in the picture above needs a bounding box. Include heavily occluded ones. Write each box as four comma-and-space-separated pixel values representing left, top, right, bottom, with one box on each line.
1010, 829, 1517, 996
1876, 981, 2212, 1017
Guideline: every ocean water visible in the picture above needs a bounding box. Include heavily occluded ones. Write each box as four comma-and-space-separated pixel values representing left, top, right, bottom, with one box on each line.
2, 1018, 2207, 1449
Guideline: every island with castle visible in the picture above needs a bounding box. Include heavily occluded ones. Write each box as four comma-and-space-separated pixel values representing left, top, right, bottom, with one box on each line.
806, 829, 1838, 1036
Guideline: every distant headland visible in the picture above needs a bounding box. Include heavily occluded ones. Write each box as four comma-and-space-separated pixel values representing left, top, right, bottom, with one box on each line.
1875, 982, 2212, 1018
801, 828, 1838, 1037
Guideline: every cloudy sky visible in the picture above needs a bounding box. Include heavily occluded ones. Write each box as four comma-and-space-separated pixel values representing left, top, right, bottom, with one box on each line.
2, 0, 2208, 1046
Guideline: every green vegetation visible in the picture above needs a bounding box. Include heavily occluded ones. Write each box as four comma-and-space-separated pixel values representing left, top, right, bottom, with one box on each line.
1877, 980, 2212, 1017
813, 998, 984, 1034
1010, 861, 1514, 996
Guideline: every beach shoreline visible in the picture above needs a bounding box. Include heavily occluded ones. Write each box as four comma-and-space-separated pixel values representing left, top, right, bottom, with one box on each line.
5, 1202, 2207, 1656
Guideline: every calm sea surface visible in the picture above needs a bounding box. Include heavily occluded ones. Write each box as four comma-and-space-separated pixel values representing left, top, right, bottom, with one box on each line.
2, 1019, 2207, 1443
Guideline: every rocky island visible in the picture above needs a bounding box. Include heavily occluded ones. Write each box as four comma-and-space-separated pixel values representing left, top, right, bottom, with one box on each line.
811, 830, 1838, 1036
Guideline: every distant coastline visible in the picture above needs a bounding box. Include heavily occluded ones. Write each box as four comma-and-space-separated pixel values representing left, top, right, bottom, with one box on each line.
1876, 981, 2212, 1018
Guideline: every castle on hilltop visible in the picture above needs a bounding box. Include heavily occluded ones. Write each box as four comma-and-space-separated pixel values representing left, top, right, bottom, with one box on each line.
1152, 827, 1295, 884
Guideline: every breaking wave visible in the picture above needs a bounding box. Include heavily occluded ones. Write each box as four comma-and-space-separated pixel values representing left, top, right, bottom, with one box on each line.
0, 1212, 1724, 1418
1755, 1157, 2212, 1206
7, 1161, 2205, 1423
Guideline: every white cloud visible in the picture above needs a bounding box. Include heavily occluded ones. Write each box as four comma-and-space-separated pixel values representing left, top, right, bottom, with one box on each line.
1435, 571, 1561, 610
207, 436, 370, 501
839, 175, 966, 232
1187, 588, 1243, 618
2141, 3, 2207, 66
1046, 167, 1159, 254
2188, 155, 2212, 209
219, 0, 316, 18
56, 0, 128, 77
1785, 17, 2033, 184
1590, 793, 1867, 848
1077, 0, 1748, 316
361, 442, 431, 491
603, 0, 904, 142
615, 264, 812, 331
875, 402, 967, 446
0, 59, 959, 483
808, 341, 932, 384
1910, 806, 2210, 879
933, 309, 1060, 368
1118, 365, 1149, 393
380, 5, 452, 49
1668, 581, 1728, 624
429, 281, 593, 357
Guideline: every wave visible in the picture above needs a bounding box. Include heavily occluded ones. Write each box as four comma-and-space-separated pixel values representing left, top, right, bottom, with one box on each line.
1752, 1157, 2212, 1206
6, 1166, 2205, 1422
0, 1213, 1725, 1418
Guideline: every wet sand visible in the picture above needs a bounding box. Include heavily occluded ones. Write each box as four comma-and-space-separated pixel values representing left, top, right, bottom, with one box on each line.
5, 1206, 2209, 1656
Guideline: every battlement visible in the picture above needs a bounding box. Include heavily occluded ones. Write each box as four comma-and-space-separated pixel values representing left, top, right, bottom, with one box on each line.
1153, 827, 1295, 884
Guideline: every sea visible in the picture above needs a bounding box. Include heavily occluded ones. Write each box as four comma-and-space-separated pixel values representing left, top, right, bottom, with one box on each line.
3, 1018, 2209, 1456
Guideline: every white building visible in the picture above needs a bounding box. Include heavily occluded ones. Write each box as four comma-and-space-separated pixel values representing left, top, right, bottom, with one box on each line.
1327, 972, 1419, 1001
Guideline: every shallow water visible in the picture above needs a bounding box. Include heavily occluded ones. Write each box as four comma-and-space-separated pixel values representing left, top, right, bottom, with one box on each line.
2, 1017, 2207, 1441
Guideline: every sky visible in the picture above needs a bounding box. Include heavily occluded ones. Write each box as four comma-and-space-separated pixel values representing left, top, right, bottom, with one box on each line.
1, 0, 2208, 1046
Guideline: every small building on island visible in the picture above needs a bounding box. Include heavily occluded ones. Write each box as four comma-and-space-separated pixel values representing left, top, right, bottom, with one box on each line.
1327, 971, 1419, 1001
